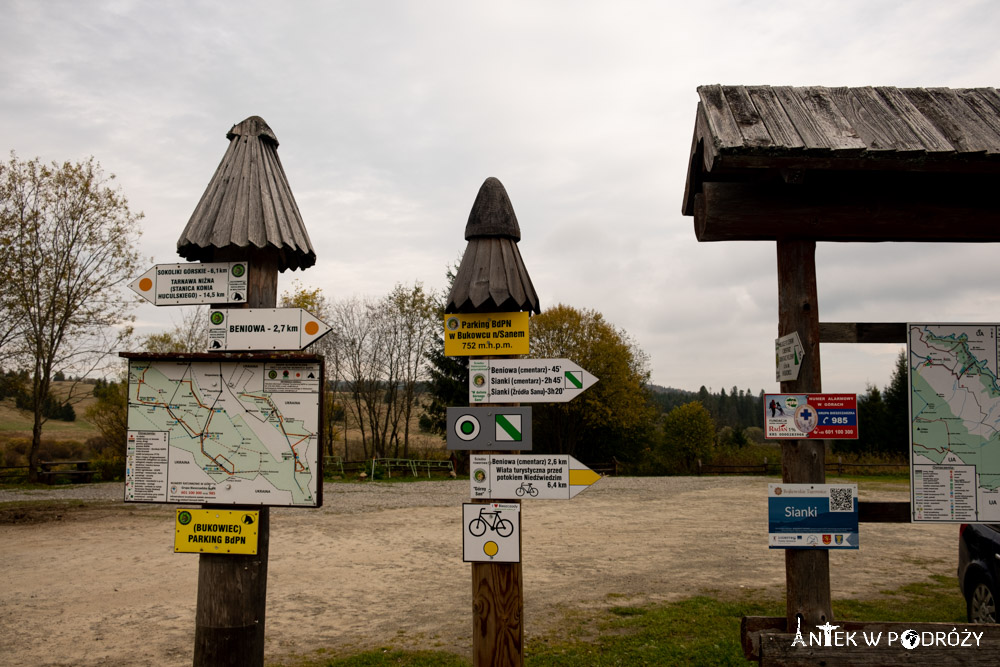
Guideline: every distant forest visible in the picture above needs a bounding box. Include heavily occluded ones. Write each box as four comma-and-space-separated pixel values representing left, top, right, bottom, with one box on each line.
649, 385, 765, 430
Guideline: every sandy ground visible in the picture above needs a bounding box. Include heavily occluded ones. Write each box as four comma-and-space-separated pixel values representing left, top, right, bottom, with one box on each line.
0, 477, 958, 666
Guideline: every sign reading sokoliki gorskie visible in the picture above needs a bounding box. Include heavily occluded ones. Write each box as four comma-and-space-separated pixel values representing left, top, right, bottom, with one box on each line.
443, 312, 529, 356
129, 261, 249, 306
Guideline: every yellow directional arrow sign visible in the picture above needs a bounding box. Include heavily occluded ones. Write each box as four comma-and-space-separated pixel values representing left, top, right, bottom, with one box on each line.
470, 454, 601, 500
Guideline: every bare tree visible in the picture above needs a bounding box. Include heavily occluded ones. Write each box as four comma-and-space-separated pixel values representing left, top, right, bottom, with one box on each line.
0, 153, 142, 481
141, 305, 210, 353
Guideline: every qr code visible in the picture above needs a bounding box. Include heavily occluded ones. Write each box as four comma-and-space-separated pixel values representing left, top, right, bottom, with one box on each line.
829, 487, 854, 512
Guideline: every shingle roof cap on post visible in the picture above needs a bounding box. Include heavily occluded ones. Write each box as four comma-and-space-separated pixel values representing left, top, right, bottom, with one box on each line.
176, 116, 316, 271
447, 177, 539, 314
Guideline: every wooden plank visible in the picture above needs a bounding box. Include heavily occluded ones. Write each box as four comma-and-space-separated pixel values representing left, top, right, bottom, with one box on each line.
928, 87, 1000, 154
698, 85, 744, 150
721, 85, 773, 148
819, 322, 907, 344
792, 87, 867, 152
777, 240, 831, 629
472, 560, 524, 666
828, 87, 924, 152
747, 86, 805, 149
875, 87, 955, 153
955, 89, 1000, 154
772, 86, 831, 150
903, 87, 995, 154
859, 501, 910, 523
694, 182, 1000, 243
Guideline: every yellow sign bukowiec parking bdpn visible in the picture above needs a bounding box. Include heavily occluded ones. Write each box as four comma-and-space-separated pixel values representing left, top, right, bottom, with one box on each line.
175, 509, 259, 555
444, 312, 529, 356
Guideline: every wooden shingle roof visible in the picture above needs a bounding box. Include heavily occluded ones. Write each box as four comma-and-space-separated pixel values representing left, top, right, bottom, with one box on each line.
177, 116, 316, 271
446, 177, 539, 314
682, 86, 1000, 242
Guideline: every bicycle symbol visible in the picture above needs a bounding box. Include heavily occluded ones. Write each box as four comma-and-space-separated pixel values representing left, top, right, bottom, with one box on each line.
468, 507, 514, 537
515, 482, 539, 497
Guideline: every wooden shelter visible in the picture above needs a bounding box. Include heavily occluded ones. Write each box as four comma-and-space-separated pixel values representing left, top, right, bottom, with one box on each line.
177, 115, 316, 272
682, 85, 1000, 664
446, 177, 540, 314
684, 86, 1000, 243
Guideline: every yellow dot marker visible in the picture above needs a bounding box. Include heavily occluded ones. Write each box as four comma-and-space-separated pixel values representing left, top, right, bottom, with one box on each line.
483, 541, 499, 559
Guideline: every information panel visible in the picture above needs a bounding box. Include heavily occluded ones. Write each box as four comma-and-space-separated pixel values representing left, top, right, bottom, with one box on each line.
125, 355, 322, 507
763, 394, 858, 439
909, 323, 1000, 522
768, 484, 859, 549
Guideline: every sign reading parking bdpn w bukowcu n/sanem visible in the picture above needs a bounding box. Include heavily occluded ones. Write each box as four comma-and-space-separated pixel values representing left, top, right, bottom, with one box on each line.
444, 312, 529, 356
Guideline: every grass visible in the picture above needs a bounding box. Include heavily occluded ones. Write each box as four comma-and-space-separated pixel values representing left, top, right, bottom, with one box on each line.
271, 574, 966, 666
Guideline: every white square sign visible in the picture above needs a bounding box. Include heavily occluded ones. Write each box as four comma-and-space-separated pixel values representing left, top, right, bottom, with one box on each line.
463, 502, 520, 563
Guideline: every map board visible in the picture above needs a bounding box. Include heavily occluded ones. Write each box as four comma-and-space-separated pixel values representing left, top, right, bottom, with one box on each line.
124, 354, 322, 507
909, 324, 1000, 522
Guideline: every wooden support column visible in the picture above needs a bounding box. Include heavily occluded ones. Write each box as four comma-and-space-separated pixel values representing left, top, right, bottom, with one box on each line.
472, 365, 524, 667
193, 248, 276, 667
776, 239, 832, 629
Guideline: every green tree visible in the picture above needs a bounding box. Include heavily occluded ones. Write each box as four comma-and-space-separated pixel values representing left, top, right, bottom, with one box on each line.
882, 349, 910, 455
660, 401, 715, 473
1, 153, 142, 481
141, 306, 209, 353
529, 304, 656, 463
419, 263, 466, 437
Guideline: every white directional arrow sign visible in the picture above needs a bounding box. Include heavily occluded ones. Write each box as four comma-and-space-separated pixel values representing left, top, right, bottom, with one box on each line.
469, 454, 601, 500
129, 262, 249, 306
207, 308, 332, 351
468, 358, 599, 404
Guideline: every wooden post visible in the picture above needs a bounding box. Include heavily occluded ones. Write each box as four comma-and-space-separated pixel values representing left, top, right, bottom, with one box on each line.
776, 239, 832, 630
193, 247, 277, 667
472, 376, 524, 666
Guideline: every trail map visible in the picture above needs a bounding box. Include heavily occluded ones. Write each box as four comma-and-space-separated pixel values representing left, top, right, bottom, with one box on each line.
909, 324, 1000, 522
125, 357, 321, 507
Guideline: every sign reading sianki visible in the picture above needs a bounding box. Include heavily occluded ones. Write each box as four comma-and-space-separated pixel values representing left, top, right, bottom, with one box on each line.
469, 358, 598, 404
208, 308, 332, 351
129, 261, 249, 306
443, 312, 529, 356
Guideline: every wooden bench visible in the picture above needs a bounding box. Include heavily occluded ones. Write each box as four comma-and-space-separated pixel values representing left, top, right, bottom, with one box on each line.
38, 460, 96, 485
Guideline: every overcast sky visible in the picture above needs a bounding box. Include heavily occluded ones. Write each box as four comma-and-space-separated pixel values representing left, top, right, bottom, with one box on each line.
3, 0, 999, 395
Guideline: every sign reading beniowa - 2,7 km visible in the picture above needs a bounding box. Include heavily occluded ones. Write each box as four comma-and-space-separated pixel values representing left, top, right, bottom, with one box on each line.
125, 356, 322, 507
129, 261, 249, 306
208, 308, 332, 351
469, 358, 598, 404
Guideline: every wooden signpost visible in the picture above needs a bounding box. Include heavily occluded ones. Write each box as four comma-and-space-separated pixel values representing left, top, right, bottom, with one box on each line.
447, 177, 540, 667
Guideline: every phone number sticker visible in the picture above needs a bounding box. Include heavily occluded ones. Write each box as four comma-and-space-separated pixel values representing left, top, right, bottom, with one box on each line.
764, 394, 858, 440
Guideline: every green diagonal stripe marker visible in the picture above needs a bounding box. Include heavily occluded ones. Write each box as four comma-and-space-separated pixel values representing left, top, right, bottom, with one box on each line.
495, 414, 522, 441
565, 371, 583, 389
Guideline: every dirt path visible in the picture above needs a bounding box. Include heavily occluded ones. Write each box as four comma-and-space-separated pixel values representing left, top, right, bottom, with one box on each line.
0, 477, 957, 666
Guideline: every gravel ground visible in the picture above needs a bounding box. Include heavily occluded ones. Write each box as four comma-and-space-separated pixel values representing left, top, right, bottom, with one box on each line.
0, 476, 959, 666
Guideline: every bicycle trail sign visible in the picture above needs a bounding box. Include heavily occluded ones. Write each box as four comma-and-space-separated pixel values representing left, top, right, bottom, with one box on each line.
470, 454, 601, 499
463, 502, 520, 563
447, 407, 532, 450
468, 358, 599, 404
207, 308, 332, 351
129, 261, 249, 306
